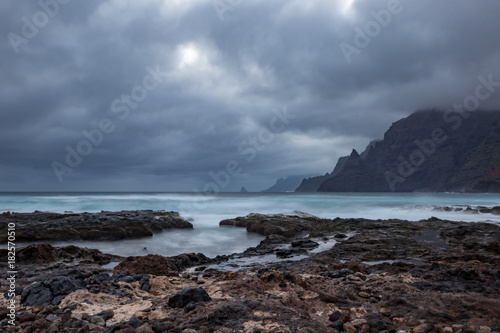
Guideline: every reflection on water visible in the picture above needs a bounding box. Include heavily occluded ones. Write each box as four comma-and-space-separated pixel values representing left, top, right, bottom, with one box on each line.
18, 227, 265, 258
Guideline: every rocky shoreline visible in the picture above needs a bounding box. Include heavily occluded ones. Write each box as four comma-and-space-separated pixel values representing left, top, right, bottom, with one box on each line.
0, 210, 193, 243
1, 211, 499, 332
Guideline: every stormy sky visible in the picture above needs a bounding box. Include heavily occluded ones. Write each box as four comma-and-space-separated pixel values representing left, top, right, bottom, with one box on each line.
1, 0, 500, 192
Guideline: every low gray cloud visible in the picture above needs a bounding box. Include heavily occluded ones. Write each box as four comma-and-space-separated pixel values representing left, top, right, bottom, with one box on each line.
1, 0, 499, 192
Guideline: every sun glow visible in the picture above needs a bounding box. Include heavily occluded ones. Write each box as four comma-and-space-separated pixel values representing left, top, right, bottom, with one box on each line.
178, 44, 200, 68
340, 0, 356, 16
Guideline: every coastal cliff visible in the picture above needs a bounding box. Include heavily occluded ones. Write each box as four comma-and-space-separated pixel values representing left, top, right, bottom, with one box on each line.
261, 175, 308, 193
300, 110, 500, 192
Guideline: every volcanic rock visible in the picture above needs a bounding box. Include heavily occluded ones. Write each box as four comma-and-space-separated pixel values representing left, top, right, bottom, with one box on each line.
291, 239, 319, 249
114, 254, 177, 276
0, 210, 193, 243
2, 212, 500, 332
168, 287, 212, 308
21, 277, 82, 306
114, 252, 212, 276
17, 243, 60, 263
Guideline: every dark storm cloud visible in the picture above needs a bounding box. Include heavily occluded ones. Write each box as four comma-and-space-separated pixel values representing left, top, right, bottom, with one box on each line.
1, 0, 499, 192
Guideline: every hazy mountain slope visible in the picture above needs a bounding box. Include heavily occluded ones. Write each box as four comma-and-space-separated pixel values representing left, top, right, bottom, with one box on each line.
295, 156, 349, 192
261, 175, 308, 193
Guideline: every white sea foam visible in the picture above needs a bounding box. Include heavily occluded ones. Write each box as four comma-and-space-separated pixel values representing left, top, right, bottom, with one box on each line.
3, 192, 499, 258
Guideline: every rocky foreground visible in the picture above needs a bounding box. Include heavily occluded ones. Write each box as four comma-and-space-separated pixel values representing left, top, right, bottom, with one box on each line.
1, 212, 500, 332
0, 210, 193, 243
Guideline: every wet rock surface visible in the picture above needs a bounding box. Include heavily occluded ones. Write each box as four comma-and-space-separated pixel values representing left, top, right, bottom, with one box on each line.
0, 210, 193, 243
1, 212, 499, 332
220, 212, 326, 237
114, 253, 212, 276
429, 204, 500, 215
0, 243, 123, 293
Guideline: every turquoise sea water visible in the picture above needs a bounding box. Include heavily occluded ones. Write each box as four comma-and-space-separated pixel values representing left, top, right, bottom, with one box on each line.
1, 192, 499, 257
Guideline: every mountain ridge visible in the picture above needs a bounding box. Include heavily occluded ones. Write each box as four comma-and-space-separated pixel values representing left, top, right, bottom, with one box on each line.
296, 140, 380, 192
261, 175, 309, 193
300, 109, 500, 192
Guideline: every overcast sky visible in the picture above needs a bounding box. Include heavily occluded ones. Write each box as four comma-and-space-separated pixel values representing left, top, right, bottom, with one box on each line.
1, 0, 500, 192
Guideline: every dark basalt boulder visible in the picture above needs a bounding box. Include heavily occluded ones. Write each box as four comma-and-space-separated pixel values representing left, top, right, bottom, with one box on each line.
20, 271, 153, 307
21, 277, 83, 306
164, 252, 213, 271
113, 271, 151, 292
168, 287, 212, 308
291, 239, 319, 249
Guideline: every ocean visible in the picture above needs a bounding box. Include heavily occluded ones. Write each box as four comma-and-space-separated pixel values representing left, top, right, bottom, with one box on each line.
2, 192, 499, 258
